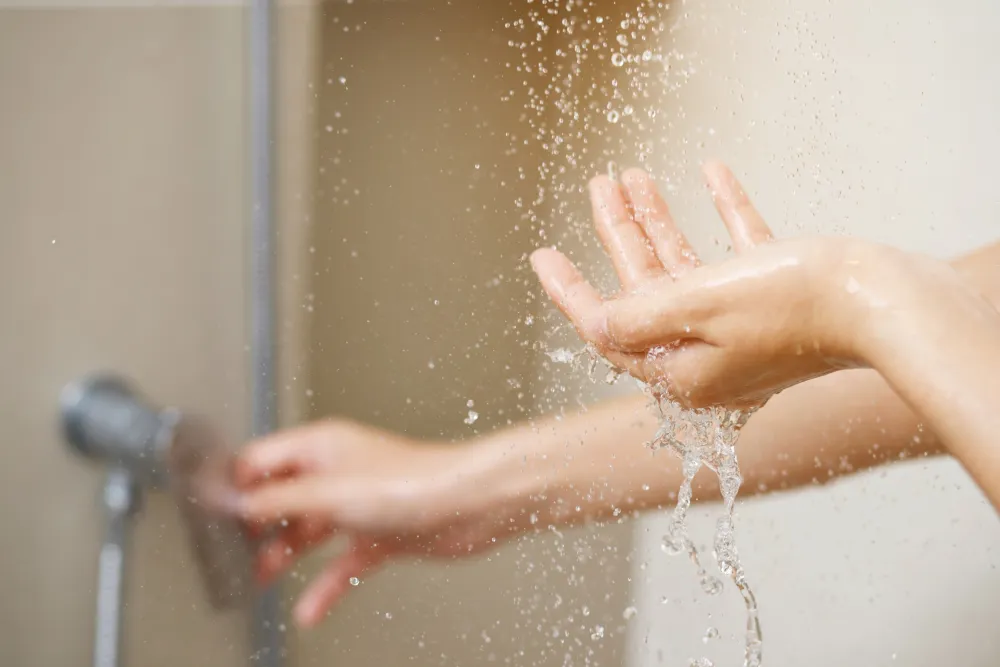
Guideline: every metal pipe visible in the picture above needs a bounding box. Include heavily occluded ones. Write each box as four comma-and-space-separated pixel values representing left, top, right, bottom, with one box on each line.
93, 468, 140, 667
248, 1, 283, 665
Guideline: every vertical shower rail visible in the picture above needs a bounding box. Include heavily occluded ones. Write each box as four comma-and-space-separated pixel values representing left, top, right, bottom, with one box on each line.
249, 1, 283, 665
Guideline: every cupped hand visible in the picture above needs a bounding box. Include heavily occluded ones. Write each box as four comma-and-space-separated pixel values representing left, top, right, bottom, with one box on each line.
232, 421, 500, 627
530, 162, 872, 408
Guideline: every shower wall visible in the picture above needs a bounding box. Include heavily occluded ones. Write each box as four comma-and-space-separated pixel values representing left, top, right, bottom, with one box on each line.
0, 6, 248, 666
626, 2, 1000, 666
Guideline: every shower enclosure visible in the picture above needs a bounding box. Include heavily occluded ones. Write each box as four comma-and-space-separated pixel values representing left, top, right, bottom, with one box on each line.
4, 2, 1000, 667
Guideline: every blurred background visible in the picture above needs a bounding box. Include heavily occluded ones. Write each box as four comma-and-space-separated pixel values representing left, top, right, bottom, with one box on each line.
2, 1, 999, 667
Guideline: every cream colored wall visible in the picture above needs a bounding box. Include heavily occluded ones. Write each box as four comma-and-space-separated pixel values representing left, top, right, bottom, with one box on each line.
0, 6, 250, 667
627, 2, 1000, 666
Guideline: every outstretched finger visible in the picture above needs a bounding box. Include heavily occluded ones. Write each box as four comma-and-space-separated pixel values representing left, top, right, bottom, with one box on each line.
234, 427, 323, 488
703, 161, 774, 251
620, 168, 700, 277
588, 174, 663, 289
293, 537, 388, 627
530, 247, 608, 344
238, 476, 332, 523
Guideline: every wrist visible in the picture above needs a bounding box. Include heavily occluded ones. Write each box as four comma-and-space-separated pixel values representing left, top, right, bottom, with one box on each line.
820, 239, 927, 367
828, 240, 998, 396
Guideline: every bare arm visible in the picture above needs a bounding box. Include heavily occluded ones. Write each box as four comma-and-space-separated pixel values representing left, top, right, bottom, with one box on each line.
234, 155, 999, 624
857, 243, 1000, 508
463, 241, 1000, 530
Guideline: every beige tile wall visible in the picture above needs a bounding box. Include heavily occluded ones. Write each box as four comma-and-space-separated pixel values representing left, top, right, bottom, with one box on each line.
0, 7, 250, 667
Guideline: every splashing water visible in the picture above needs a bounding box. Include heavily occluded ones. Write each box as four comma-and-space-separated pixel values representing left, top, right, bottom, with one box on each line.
503, 0, 699, 249
507, 2, 762, 663
563, 345, 763, 665
651, 394, 763, 667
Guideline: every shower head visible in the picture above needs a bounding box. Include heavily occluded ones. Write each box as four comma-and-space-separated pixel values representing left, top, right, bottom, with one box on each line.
60, 374, 254, 610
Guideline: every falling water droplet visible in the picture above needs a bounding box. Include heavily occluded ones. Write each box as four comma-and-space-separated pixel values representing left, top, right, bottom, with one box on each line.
700, 575, 724, 596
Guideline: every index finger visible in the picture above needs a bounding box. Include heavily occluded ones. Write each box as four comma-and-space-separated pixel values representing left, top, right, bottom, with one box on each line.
589, 175, 664, 289
238, 476, 333, 523
235, 426, 324, 488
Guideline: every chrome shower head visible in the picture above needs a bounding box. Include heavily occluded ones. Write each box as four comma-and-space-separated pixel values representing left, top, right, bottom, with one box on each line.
61, 374, 253, 610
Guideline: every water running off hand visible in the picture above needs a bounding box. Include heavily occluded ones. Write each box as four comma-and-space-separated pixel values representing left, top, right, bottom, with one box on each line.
540, 247, 763, 662
651, 395, 762, 667
553, 344, 763, 666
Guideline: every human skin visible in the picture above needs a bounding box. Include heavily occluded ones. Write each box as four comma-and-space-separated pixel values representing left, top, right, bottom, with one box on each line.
531, 162, 1000, 506
232, 165, 1000, 627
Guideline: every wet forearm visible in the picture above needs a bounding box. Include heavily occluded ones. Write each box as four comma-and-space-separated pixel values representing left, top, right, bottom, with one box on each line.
463, 241, 1000, 529
858, 246, 1000, 509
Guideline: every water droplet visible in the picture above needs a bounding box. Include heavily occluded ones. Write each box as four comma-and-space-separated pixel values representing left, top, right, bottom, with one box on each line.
607, 110, 620, 123
547, 348, 575, 364
702, 627, 719, 643
701, 576, 724, 596
611, 52, 626, 67
590, 625, 605, 641
607, 161, 620, 181
464, 410, 479, 425
661, 534, 685, 556
349, 577, 360, 586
